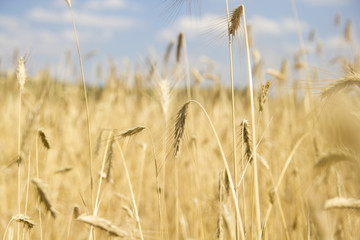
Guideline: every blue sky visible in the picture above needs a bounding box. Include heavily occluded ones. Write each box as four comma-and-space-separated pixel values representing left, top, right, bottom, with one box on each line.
0, 0, 359, 86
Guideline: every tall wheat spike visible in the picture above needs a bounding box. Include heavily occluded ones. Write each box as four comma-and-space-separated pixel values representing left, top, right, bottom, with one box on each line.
77, 215, 133, 238
31, 178, 57, 218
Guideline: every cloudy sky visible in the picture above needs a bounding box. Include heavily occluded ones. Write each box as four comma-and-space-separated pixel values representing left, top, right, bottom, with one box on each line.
0, 0, 359, 85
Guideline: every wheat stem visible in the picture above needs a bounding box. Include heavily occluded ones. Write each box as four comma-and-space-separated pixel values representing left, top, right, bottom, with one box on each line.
114, 140, 144, 240
68, 5, 94, 216
224, 1, 239, 238
242, 7, 262, 239
186, 100, 245, 240
262, 133, 308, 237
94, 131, 114, 215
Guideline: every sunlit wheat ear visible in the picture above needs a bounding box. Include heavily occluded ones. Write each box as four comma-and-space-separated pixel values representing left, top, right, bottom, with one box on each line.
162, 0, 200, 19
308, 29, 316, 42
229, 5, 243, 37
95, 130, 105, 156
38, 129, 50, 149
192, 68, 204, 84
345, 20, 352, 43
118, 126, 145, 138
13, 214, 34, 229
77, 214, 132, 238
105, 137, 114, 183
240, 119, 253, 163
324, 197, 360, 210
31, 178, 57, 218
54, 167, 73, 174
157, 78, 171, 117
259, 81, 271, 112
316, 40, 323, 55
217, 171, 224, 240
222, 168, 230, 194
17, 57, 26, 91
72, 205, 80, 219
164, 41, 174, 64
174, 102, 190, 157
176, 32, 183, 63
65, 0, 71, 8
246, 23, 254, 47
335, 13, 341, 26
314, 151, 356, 170
121, 205, 134, 219
321, 72, 360, 98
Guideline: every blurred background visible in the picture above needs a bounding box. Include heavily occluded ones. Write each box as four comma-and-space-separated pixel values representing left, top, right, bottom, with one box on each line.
0, 0, 359, 86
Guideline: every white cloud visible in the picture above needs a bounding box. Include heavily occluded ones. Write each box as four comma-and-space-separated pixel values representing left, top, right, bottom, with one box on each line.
324, 35, 348, 49
84, 0, 128, 10
249, 16, 308, 37
157, 14, 225, 41
301, 0, 352, 6
27, 7, 139, 30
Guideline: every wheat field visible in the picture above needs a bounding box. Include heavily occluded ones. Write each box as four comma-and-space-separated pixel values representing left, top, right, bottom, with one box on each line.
1, 1, 360, 240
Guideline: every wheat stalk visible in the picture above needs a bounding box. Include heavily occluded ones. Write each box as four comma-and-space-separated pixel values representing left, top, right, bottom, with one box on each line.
224, 3, 241, 238
16, 56, 26, 240
114, 140, 144, 240
175, 100, 245, 239
94, 131, 114, 216
64, 0, 94, 216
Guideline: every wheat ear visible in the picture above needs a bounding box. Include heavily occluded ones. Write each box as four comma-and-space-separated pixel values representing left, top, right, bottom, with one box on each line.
77, 214, 133, 238
324, 197, 360, 210
2, 215, 34, 240
31, 178, 57, 218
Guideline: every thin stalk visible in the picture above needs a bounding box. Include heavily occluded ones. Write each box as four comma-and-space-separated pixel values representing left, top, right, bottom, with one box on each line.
22, 152, 31, 240
94, 131, 114, 215
175, 158, 180, 240
263, 170, 290, 240
290, 0, 312, 112
183, 34, 191, 101
68, 5, 94, 212
261, 133, 308, 237
35, 134, 43, 240
115, 141, 144, 240
224, 0, 239, 238
145, 127, 164, 240
188, 100, 245, 240
17, 88, 22, 240
242, 8, 261, 238
3, 218, 15, 240
88, 131, 114, 239
240, 124, 246, 229
191, 139, 205, 240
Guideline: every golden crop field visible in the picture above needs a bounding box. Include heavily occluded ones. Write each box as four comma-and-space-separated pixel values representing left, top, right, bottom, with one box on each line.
1, 0, 359, 239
